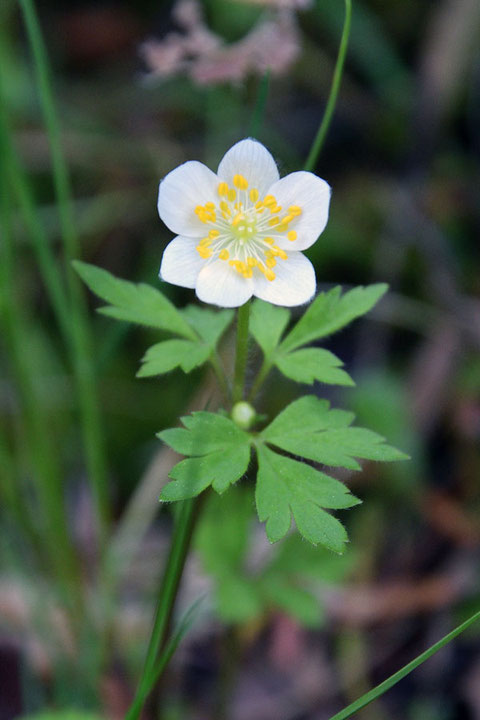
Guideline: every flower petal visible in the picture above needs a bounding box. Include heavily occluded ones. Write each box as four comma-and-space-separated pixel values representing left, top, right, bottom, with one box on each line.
217, 138, 279, 197
159, 236, 205, 289
253, 251, 315, 307
267, 171, 331, 251
196, 260, 254, 308
158, 161, 219, 236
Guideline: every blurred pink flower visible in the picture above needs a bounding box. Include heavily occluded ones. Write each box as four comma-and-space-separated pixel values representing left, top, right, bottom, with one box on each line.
140, 0, 301, 85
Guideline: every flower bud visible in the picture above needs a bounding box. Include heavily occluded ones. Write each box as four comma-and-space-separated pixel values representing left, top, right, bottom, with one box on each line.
231, 401, 256, 430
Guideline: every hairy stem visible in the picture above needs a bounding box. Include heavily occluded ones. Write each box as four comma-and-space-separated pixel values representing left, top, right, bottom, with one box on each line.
232, 301, 251, 405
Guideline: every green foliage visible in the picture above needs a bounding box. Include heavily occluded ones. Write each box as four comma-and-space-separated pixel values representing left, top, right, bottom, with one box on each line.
159, 394, 406, 550
196, 487, 354, 626
73, 261, 195, 339
74, 262, 234, 377
250, 286, 387, 388
159, 412, 251, 500
275, 348, 354, 386
280, 284, 388, 352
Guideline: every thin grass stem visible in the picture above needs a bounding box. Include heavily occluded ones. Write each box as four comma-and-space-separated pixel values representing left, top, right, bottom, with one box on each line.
18, 0, 110, 544
304, 0, 352, 171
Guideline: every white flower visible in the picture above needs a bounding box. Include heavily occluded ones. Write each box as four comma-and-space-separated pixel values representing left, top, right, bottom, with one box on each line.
158, 138, 331, 307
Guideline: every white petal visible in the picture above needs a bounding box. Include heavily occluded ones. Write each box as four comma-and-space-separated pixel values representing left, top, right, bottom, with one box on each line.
253, 251, 316, 307
196, 260, 254, 308
217, 138, 279, 197
267, 171, 331, 251
158, 161, 219, 236
159, 236, 205, 289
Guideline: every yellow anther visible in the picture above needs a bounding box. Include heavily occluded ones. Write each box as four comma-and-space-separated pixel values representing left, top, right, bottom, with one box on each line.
288, 205, 302, 216
233, 174, 248, 190
263, 194, 276, 207
228, 189, 236, 202
205, 202, 215, 211
255, 201, 264, 210
268, 217, 279, 227
270, 205, 282, 214
199, 237, 212, 247
220, 201, 231, 215
265, 269, 276, 281
219, 249, 229, 260
250, 188, 259, 203
196, 246, 212, 259
247, 257, 257, 267
266, 257, 276, 268
234, 202, 242, 210
195, 205, 204, 215
276, 248, 288, 260
209, 229, 220, 239
264, 237, 274, 245
282, 214, 294, 225
218, 182, 229, 196
257, 262, 266, 273
276, 222, 290, 233
232, 212, 244, 227
244, 268, 253, 278
287, 230, 297, 242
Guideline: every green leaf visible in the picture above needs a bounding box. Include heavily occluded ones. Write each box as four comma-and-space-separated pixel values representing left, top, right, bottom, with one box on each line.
250, 299, 291, 358
255, 444, 356, 551
181, 305, 234, 346
281, 284, 388, 352
261, 396, 408, 471
217, 574, 262, 623
159, 411, 249, 456
137, 339, 211, 377
275, 348, 355, 386
159, 412, 252, 500
162, 443, 251, 500
73, 260, 195, 340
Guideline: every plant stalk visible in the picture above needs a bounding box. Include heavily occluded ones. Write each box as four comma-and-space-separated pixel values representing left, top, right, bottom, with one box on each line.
232, 301, 251, 405
304, 0, 352, 171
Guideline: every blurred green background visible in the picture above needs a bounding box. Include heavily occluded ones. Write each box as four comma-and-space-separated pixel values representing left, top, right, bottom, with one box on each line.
1, 0, 480, 718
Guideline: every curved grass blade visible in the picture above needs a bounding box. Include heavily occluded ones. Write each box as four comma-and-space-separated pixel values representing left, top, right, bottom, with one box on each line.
329, 608, 480, 719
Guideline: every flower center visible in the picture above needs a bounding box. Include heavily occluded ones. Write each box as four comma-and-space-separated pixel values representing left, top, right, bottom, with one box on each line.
193, 174, 302, 282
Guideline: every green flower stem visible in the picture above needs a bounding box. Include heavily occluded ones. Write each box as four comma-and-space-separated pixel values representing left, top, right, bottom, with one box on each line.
19, 0, 110, 545
249, 69, 271, 139
210, 351, 231, 406
125, 496, 203, 720
304, 0, 352, 172
232, 301, 251, 405
248, 357, 273, 403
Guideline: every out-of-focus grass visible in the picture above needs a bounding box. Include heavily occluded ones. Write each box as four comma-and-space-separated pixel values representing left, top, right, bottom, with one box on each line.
1, 0, 480, 716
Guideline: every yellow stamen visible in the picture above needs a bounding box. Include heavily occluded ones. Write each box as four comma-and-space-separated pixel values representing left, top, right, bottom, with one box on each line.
233, 174, 248, 190
219, 249, 229, 260
270, 205, 282, 214
196, 246, 212, 259
264, 237, 274, 245
232, 212, 244, 227
268, 217, 279, 227
265, 269, 276, 281
263, 194, 276, 207
228, 189, 236, 202
266, 257, 276, 268
209, 229, 220, 239
255, 201, 264, 210
199, 237, 212, 247
247, 257, 257, 267
250, 188, 259, 203
218, 182, 229, 196
288, 205, 302, 216
220, 201, 231, 215
274, 247, 288, 260
287, 230, 297, 242
205, 202, 215, 211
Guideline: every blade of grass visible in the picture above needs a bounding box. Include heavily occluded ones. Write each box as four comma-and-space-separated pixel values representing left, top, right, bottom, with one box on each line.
125, 496, 204, 720
249, 69, 270, 139
18, 0, 110, 544
0, 111, 82, 617
329, 608, 480, 719
304, 0, 352, 171
126, 596, 204, 719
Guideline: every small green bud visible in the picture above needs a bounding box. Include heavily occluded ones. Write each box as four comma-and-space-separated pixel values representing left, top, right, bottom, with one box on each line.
231, 401, 256, 430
